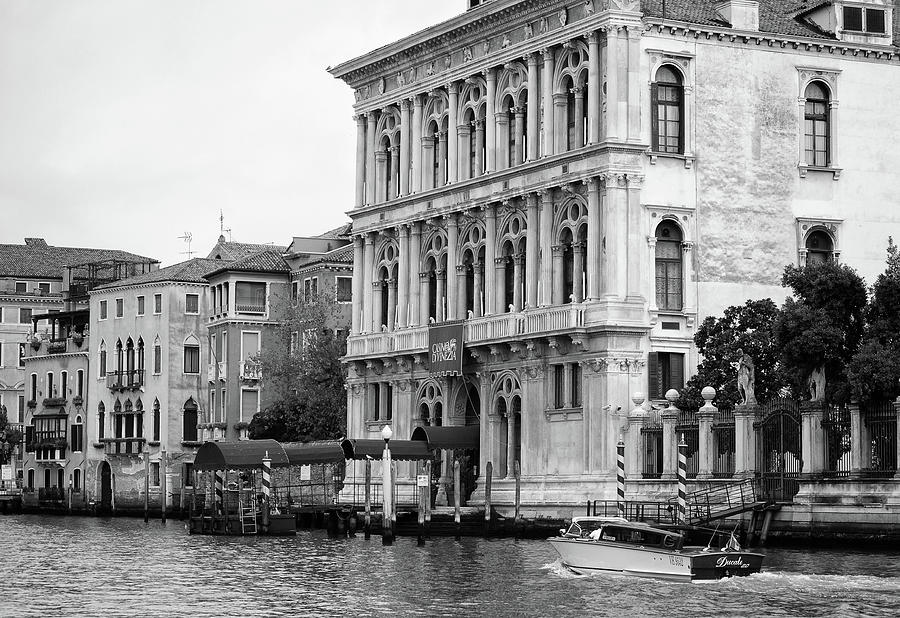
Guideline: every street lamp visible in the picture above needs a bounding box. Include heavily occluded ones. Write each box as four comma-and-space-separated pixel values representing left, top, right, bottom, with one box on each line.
381, 424, 393, 443
381, 424, 393, 545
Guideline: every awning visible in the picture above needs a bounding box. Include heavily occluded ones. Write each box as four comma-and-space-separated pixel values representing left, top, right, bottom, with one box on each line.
192, 439, 290, 471
340, 438, 431, 461
282, 441, 346, 465
410, 425, 480, 450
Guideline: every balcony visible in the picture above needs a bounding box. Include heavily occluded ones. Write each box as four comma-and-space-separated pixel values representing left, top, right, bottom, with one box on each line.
235, 303, 265, 314
103, 437, 146, 456
106, 370, 145, 391
207, 364, 216, 383
217, 361, 227, 381
42, 397, 67, 408
240, 361, 262, 381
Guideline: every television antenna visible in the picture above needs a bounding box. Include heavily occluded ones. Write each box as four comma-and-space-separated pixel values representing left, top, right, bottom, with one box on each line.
219, 209, 232, 242
179, 232, 195, 258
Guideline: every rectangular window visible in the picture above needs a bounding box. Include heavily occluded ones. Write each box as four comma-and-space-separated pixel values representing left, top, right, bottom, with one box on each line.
18, 343, 25, 368
866, 8, 886, 34
183, 463, 195, 488
137, 296, 145, 316
30, 374, 37, 401
235, 282, 266, 313
843, 6, 863, 30
38, 282, 50, 295
19, 308, 32, 324
154, 294, 162, 314
99, 300, 108, 320
70, 423, 83, 452
99, 349, 107, 377
150, 462, 160, 487
241, 331, 260, 361
647, 352, 685, 400
336, 276, 353, 303
291, 281, 299, 303
185, 293, 199, 314
220, 388, 227, 422
61, 371, 68, 398
209, 389, 216, 419
571, 363, 582, 407
77, 370, 84, 398
153, 344, 161, 374
240, 389, 259, 422
18, 396, 24, 423
553, 365, 565, 409
46, 372, 54, 398
183, 345, 200, 374
15, 281, 27, 294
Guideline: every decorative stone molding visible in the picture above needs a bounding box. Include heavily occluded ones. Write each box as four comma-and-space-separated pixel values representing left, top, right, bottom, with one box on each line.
544, 407, 584, 422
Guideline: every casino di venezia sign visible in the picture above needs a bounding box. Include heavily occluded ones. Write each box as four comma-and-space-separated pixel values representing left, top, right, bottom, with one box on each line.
428, 322, 464, 376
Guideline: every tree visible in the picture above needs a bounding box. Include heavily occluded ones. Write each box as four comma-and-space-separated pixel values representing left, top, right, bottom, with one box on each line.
0, 405, 23, 466
848, 238, 900, 402
775, 260, 867, 403
250, 287, 349, 442
678, 299, 784, 409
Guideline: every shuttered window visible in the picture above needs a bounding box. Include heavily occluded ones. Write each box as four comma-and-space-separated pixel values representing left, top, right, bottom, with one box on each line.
648, 352, 685, 400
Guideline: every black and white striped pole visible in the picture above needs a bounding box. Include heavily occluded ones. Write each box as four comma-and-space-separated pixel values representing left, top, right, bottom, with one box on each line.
677, 433, 687, 524
261, 451, 272, 532
616, 437, 626, 518
214, 470, 224, 515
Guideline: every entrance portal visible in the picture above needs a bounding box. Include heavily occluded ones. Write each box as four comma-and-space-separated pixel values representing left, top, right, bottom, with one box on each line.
99, 461, 112, 512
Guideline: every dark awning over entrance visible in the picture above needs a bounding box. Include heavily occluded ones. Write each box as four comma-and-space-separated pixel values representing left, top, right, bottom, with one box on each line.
282, 441, 346, 465
340, 438, 431, 461
410, 426, 480, 450
193, 439, 290, 471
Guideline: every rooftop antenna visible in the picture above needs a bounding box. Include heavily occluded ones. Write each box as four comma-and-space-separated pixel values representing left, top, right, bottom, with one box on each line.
179, 232, 195, 259
219, 209, 232, 242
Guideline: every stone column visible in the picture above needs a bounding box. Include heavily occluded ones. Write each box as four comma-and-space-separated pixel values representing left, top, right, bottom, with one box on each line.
355, 114, 367, 208
372, 281, 384, 332
553, 93, 568, 153
419, 272, 430, 326
849, 400, 863, 476
446, 214, 459, 320
627, 27, 641, 141
389, 146, 400, 200
661, 391, 680, 480
626, 174, 644, 301
626, 393, 647, 478
351, 236, 364, 334
512, 255, 524, 312
485, 205, 497, 314
539, 190, 553, 306
506, 411, 516, 479
456, 264, 467, 319
551, 245, 565, 305
573, 87, 585, 149
495, 112, 510, 170
437, 131, 448, 186
647, 236, 658, 312
525, 194, 539, 309
526, 52, 539, 161
409, 222, 422, 327
422, 136, 435, 191
696, 387, 717, 480
458, 123, 471, 181
800, 401, 824, 477
473, 263, 484, 318
513, 107, 526, 166
400, 100, 411, 196
682, 241, 696, 313
412, 96, 423, 192
572, 243, 585, 303
386, 279, 397, 331
587, 31, 601, 144
605, 27, 619, 141
541, 48, 554, 157
374, 150, 388, 204
603, 173, 626, 299
448, 82, 459, 183
485, 68, 497, 172
366, 112, 377, 205
474, 119, 485, 176
733, 404, 758, 478
435, 270, 446, 322
586, 177, 602, 300
398, 225, 410, 328
494, 257, 507, 314
363, 234, 375, 332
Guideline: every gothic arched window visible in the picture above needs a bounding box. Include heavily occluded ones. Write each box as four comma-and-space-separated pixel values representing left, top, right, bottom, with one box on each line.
652, 65, 684, 154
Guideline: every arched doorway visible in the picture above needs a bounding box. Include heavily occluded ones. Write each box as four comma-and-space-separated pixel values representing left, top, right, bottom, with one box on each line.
755, 398, 802, 502
98, 461, 112, 513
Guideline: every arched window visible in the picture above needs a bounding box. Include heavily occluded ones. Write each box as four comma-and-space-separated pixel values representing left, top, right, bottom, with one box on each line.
493, 372, 522, 478
655, 220, 684, 311
806, 230, 834, 265
97, 402, 106, 440
135, 399, 144, 439
374, 241, 399, 331
652, 65, 684, 154
459, 79, 486, 180
183, 398, 198, 442
555, 199, 588, 304
183, 335, 200, 374
137, 337, 145, 381
459, 223, 486, 318
497, 212, 527, 313
421, 231, 448, 324
71, 415, 83, 452
417, 380, 443, 426
98, 341, 107, 378
27, 469, 34, 490
73, 469, 81, 492
76, 369, 84, 398
804, 81, 830, 167
152, 398, 161, 442
115, 339, 123, 376
495, 62, 528, 168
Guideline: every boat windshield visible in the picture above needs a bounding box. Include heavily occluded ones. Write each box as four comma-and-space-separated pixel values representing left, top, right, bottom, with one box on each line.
563, 520, 604, 538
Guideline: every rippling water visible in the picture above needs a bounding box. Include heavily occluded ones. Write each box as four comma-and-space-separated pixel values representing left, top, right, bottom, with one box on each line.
2, 515, 899, 617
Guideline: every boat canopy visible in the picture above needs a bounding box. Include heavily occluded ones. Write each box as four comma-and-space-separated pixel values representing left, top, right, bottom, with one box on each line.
193, 439, 290, 471
281, 441, 346, 465
340, 438, 431, 461
410, 425, 479, 450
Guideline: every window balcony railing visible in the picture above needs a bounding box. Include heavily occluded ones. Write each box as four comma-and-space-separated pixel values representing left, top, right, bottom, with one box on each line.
103, 437, 146, 456
240, 361, 262, 381
235, 303, 266, 314
106, 370, 145, 391
217, 361, 227, 381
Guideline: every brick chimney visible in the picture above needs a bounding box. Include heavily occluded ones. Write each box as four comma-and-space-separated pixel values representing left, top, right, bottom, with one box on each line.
715, 0, 760, 31
24, 237, 49, 249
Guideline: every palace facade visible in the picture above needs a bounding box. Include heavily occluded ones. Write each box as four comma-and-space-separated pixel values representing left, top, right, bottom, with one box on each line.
332, 0, 900, 512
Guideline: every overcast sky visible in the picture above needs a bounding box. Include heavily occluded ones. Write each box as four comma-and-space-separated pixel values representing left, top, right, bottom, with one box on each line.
0, 1, 459, 266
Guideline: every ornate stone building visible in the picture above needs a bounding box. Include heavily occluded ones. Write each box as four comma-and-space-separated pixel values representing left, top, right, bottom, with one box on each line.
331, 0, 900, 513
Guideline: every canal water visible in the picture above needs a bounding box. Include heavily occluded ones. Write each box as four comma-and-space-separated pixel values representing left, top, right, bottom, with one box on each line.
1, 515, 898, 617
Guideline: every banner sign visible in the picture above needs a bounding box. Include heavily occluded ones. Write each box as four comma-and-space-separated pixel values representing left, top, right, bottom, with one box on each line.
428, 322, 464, 376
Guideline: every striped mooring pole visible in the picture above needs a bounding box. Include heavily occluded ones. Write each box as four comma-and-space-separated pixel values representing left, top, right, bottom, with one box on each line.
616, 438, 626, 518
677, 434, 687, 524
214, 470, 224, 515
262, 451, 272, 530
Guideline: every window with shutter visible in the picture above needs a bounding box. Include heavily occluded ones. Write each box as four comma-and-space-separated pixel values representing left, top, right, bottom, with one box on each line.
647, 352, 660, 400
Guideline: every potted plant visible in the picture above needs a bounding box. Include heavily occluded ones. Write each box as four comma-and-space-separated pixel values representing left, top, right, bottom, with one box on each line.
30, 336, 41, 351
72, 331, 84, 346
233, 421, 251, 441
72, 395, 84, 407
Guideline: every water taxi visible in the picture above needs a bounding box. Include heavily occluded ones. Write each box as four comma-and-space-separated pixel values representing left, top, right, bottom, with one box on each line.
549, 517, 764, 581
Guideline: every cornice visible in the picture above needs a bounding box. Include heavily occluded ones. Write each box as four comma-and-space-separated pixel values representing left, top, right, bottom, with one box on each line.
89, 280, 210, 297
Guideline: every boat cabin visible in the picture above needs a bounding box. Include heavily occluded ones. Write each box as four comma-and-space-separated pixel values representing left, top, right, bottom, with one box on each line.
563, 518, 685, 551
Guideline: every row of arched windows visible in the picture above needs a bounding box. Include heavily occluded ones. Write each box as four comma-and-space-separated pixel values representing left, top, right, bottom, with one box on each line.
97, 397, 199, 443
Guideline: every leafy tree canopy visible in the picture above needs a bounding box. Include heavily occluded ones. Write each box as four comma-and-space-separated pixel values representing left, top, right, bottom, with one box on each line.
0, 405, 23, 466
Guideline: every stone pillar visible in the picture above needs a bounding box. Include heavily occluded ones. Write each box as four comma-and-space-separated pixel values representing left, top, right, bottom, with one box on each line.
626, 393, 646, 478
374, 150, 387, 204
572, 87, 585, 149
435, 270, 446, 322
539, 190, 553, 306
551, 245, 565, 305
506, 412, 516, 479
494, 257, 506, 314
603, 173, 626, 299
485, 205, 497, 314
409, 222, 422, 327
458, 123, 471, 181
647, 236, 659, 312
456, 265, 467, 319
437, 131, 448, 186
849, 400, 863, 476
419, 272, 430, 326
733, 404, 758, 478
446, 214, 459, 320
605, 27, 619, 141
448, 82, 459, 183
485, 68, 497, 172
513, 107, 526, 166
626, 27, 641, 141
473, 263, 484, 317
587, 31, 601, 144
661, 389, 680, 480
696, 387, 717, 480
800, 401, 824, 477
421, 136, 435, 191
397, 225, 410, 328
541, 48, 554, 157
496, 112, 510, 170
389, 146, 400, 201
351, 236, 364, 334
386, 279, 397, 332
512, 255, 524, 312
355, 114, 367, 208
626, 174, 644, 301
412, 96, 423, 192
366, 112, 377, 205
525, 194, 539, 308
474, 119, 485, 176
363, 234, 375, 332
399, 100, 411, 196
586, 177, 601, 300
553, 93, 568, 153
372, 281, 384, 332
572, 243, 585, 303
894, 399, 900, 478
526, 52, 539, 161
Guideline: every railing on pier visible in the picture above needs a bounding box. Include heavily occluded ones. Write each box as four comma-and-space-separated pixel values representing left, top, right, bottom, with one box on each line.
586, 500, 678, 525
673, 478, 766, 525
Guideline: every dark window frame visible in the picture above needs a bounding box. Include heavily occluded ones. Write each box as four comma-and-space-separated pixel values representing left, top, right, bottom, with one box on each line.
651, 65, 685, 155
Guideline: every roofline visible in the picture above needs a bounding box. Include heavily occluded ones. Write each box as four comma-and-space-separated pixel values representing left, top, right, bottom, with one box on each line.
89, 278, 212, 295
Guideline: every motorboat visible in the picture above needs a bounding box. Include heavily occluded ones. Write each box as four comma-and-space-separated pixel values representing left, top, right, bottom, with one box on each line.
549, 516, 764, 581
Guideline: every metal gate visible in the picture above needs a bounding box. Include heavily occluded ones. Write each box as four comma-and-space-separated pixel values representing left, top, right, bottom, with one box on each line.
754, 398, 802, 502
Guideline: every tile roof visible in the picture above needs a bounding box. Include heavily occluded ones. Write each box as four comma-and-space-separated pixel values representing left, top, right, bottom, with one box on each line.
94, 258, 223, 290
294, 243, 354, 270
204, 250, 291, 278
207, 237, 287, 261
316, 223, 352, 239
0, 238, 157, 279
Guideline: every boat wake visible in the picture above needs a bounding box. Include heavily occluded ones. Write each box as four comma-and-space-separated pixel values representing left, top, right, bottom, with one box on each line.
543, 558, 583, 579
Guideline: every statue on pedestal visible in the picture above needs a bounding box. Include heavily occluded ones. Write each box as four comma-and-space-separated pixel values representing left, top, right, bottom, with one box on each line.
808, 364, 826, 401
735, 349, 757, 406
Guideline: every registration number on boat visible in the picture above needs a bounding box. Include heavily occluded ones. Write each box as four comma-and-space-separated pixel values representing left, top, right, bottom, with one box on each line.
669, 556, 685, 567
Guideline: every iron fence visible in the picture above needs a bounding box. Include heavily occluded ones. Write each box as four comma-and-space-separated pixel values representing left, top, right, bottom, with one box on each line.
640, 409, 663, 479
862, 400, 897, 478
821, 403, 852, 478
712, 406, 735, 478
675, 409, 699, 478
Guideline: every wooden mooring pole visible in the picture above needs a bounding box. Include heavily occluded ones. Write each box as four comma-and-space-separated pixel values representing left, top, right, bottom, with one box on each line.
160, 449, 167, 524
143, 447, 150, 523
417, 469, 426, 547
381, 429, 394, 546
424, 459, 432, 537
483, 461, 492, 538
364, 459, 371, 540
514, 460, 521, 537
453, 459, 461, 541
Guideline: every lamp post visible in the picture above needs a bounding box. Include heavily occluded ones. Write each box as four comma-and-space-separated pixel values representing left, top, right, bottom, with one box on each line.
381, 424, 394, 545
